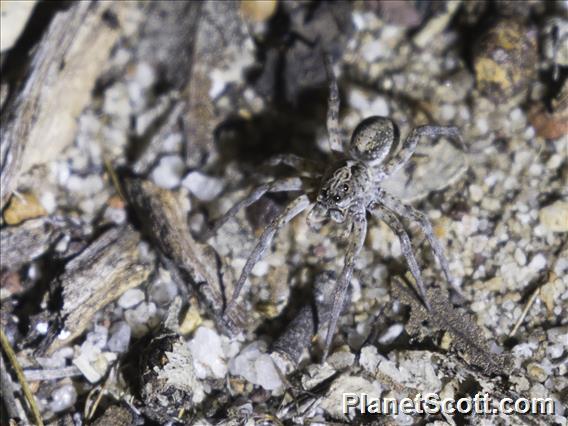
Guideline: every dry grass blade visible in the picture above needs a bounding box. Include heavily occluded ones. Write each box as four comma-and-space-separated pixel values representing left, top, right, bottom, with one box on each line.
1, 328, 44, 426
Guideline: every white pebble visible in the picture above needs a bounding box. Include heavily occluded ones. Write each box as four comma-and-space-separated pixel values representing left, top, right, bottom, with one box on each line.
134, 62, 156, 89
361, 39, 385, 62
182, 171, 224, 202
469, 184, 484, 203
378, 323, 404, 344
359, 345, 383, 373
36, 322, 48, 335
124, 302, 158, 337
546, 344, 564, 359
370, 96, 389, 117
118, 289, 145, 309
509, 107, 524, 124
528, 253, 547, 272
229, 342, 282, 390
50, 384, 77, 413
40, 192, 57, 214
103, 83, 130, 116
327, 351, 356, 370
539, 201, 568, 233
107, 322, 131, 353
440, 104, 455, 121
514, 248, 527, 266
476, 117, 489, 134
189, 327, 227, 379
251, 260, 269, 277
149, 279, 178, 305
151, 156, 185, 189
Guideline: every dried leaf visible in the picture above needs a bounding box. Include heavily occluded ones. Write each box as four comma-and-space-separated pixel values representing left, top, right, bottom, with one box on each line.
392, 279, 509, 376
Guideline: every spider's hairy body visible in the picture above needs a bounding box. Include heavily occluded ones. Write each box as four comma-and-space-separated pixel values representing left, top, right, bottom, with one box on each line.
207, 60, 466, 361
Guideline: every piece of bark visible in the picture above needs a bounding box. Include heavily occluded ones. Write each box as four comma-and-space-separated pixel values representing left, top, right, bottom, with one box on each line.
183, 0, 252, 167
138, 298, 203, 423
42, 225, 150, 354
134, 1, 202, 90
0, 217, 67, 272
91, 405, 134, 426
123, 178, 245, 335
0, 1, 129, 209
271, 271, 351, 369
0, 356, 20, 422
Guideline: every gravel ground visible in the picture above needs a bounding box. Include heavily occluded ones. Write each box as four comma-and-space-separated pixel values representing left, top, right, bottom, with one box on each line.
1, 1, 566, 425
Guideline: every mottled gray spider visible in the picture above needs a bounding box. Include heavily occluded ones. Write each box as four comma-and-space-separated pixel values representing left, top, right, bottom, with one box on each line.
206, 62, 465, 361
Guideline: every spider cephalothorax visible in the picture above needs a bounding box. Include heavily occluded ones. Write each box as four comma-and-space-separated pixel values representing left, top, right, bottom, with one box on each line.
206, 60, 466, 361
310, 160, 373, 224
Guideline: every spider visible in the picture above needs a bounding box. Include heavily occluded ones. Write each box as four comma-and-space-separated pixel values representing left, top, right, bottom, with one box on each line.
205, 60, 465, 361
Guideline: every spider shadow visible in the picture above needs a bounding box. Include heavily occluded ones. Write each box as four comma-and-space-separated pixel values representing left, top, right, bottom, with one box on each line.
212, 84, 337, 174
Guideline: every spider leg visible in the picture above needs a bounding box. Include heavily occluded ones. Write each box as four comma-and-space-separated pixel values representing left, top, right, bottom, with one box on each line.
204, 177, 305, 240
225, 194, 311, 313
264, 154, 325, 175
370, 204, 431, 309
382, 125, 464, 177
323, 55, 343, 154
380, 191, 464, 297
323, 209, 367, 361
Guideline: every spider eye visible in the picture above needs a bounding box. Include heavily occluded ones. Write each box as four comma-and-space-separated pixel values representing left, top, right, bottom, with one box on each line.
342, 184, 349, 192
334, 195, 341, 202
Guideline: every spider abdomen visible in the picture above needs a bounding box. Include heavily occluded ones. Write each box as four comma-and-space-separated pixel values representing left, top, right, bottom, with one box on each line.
349, 116, 400, 165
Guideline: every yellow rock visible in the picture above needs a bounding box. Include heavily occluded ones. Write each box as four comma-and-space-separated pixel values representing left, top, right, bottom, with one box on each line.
539, 201, 568, 232
240, 0, 278, 23
179, 301, 203, 336
3, 193, 47, 225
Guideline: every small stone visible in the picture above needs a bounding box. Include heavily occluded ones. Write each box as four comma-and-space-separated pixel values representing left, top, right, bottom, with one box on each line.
40, 192, 57, 214
118, 289, 145, 309
469, 184, 484, 203
73, 353, 108, 384
440, 104, 455, 121
378, 323, 404, 344
134, 62, 156, 90
107, 322, 131, 353
3, 193, 47, 225
546, 344, 564, 359
511, 375, 530, 392
321, 375, 381, 420
66, 175, 104, 195
49, 384, 77, 413
528, 104, 568, 140
359, 345, 383, 374
254, 354, 283, 391
527, 362, 548, 383
370, 96, 389, 117
528, 253, 547, 272
229, 342, 283, 390
182, 171, 224, 202
240, 0, 277, 22
539, 201, 568, 233
151, 156, 185, 189
179, 302, 202, 336
327, 350, 355, 370
514, 248, 527, 266
188, 327, 227, 379
0, 0, 37, 51
124, 302, 158, 338
149, 279, 178, 305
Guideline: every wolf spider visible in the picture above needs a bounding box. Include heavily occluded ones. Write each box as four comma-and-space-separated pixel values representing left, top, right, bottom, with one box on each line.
205, 62, 465, 361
